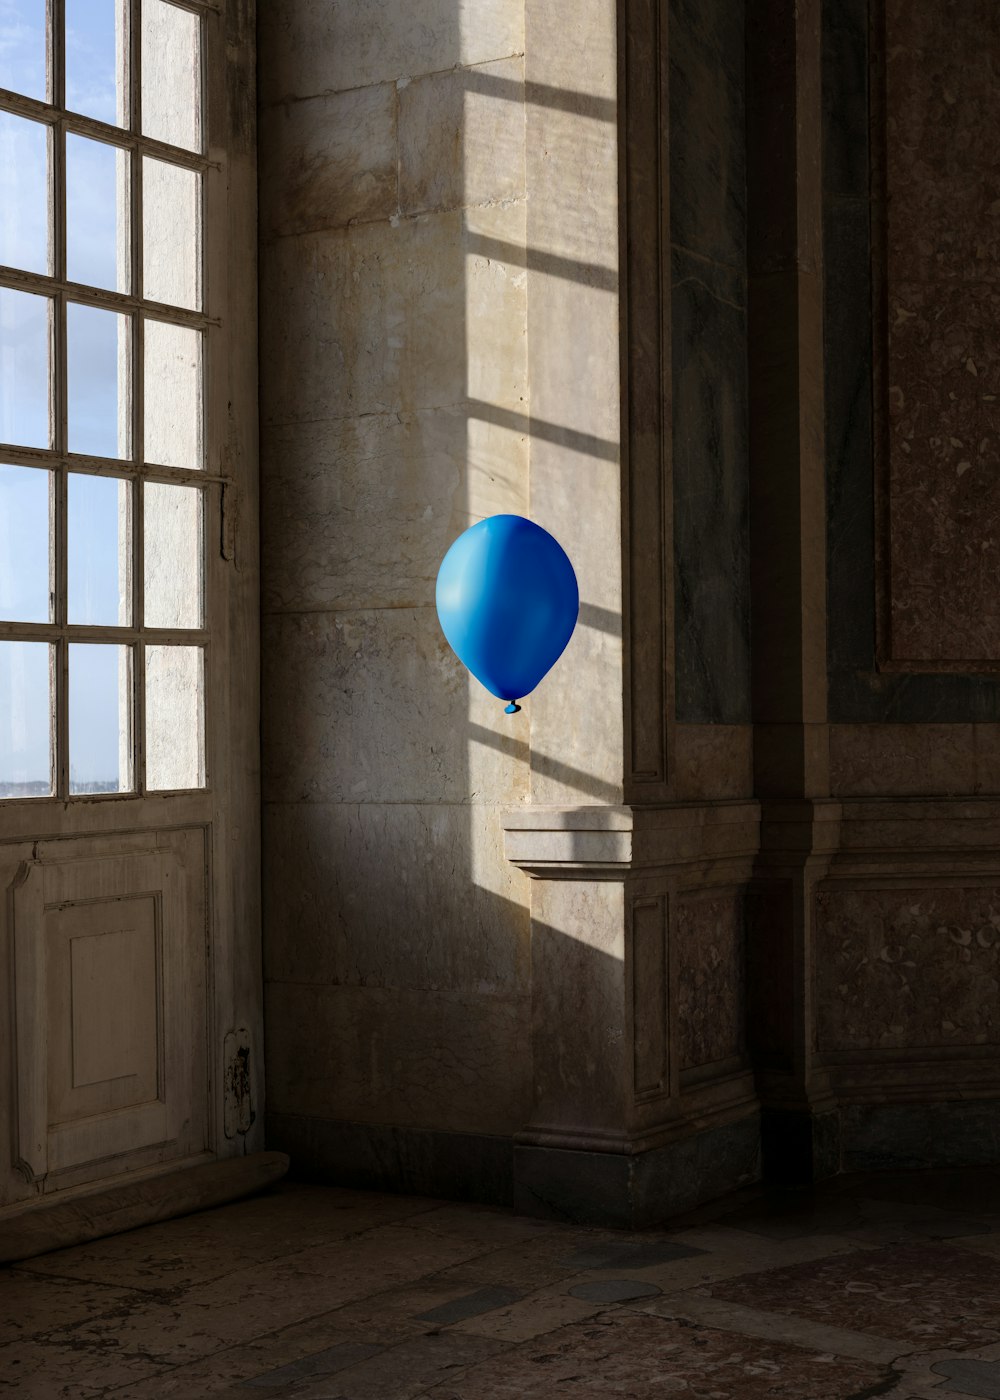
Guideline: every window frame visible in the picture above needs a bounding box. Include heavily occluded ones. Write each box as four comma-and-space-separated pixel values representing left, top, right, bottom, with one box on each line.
0, 0, 224, 802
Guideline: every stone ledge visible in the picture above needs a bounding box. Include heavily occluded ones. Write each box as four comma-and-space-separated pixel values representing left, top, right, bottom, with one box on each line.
501, 801, 761, 879
0, 1152, 289, 1264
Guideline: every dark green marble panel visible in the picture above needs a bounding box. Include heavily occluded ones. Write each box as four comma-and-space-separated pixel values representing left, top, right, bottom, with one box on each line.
670, 0, 750, 724
669, 0, 746, 272
671, 248, 750, 723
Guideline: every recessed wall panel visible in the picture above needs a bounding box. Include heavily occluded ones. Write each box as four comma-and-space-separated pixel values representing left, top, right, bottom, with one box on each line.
879, 0, 1000, 666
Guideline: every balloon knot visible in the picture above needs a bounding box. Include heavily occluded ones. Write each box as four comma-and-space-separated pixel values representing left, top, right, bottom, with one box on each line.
504, 701, 521, 715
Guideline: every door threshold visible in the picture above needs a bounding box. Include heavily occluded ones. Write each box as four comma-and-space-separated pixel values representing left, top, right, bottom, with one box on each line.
0, 1150, 290, 1264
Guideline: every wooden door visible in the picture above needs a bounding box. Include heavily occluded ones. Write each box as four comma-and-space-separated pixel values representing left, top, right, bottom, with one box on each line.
0, 0, 260, 1209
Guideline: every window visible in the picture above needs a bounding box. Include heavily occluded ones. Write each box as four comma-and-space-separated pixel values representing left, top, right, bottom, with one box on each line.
0, 0, 209, 798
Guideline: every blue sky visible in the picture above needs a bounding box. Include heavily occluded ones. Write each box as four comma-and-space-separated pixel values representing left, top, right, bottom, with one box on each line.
1, 0, 133, 791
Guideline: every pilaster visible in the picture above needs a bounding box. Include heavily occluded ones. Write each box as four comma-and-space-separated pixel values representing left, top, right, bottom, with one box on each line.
504, 804, 761, 1226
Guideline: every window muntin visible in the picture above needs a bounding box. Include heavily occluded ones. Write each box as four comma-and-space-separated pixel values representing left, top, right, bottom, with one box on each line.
0, 0, 211, 799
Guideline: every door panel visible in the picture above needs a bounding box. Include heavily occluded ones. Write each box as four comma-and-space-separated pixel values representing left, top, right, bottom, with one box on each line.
12, 834, 208, 1193
0, 0, 261, 1220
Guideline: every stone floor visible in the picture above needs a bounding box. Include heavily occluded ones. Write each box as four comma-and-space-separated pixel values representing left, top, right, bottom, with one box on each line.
6, 1169, 1000, 1397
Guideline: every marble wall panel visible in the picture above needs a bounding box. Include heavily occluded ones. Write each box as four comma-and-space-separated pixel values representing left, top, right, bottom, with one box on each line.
668, 0, 749, 729
816, 885, 1000, 1052
259, 0, 524, 106
821, 0, 868, 202
260, 204, 528, 427
676, 890, 745, 1071
882, 0, 1000, 665
261, 608, 528, 807
258, 85, 397, 240
887, 279, 1000, 662
265, 981, 531, 1136
399, 57, 525, 216
825, 196, 875, 687
671, 725, 754, 801
823, 0, 1000, 720
829, 724, 978, 797
262, 802, 529, 993
261, 409, 528, 614
885, 1, 1000, 288
671, 248, 750, 724
668, 0, 745, 270
631, 895, 668, 1097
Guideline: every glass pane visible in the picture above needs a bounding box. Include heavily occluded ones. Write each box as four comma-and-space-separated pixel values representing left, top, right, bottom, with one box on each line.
66, 0, 128, 127
142, 157, 200, 309
144, 482, 202, 628
145, 644, 204, 790
143, 319, 201, 468
0, 288, 50, 448
0, 112, 50, 274
68, 302, 131, 458
0, 641, 52, 797
0, 465, 50, 622
0, 0, 47, 101
67, 134, 130, 293
68, 472, 131, 625
142, 1, 201, 153
69, 643, 132, 794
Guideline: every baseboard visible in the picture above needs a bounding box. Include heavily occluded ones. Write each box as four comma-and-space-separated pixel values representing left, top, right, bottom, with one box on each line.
266, 1112, 515, 1206
514, 1112, 762, 1229
841, 1099, 1000, 1172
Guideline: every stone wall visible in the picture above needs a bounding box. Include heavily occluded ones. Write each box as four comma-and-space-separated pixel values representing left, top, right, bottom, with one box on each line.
258, 0, 534, 1198
257, 0, 1000, 1210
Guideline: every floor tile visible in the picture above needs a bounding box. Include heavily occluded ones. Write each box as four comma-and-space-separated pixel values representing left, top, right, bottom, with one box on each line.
568, 1279, 662, 1303
711, 1242, 1000, 1350
637, 1287, 904, 1363
932, 1358, 1000, 1399
421, 1307, 890, 1398
0, 1339, 171, 1399
449, 1288, 604, 1342
401, 1204, 560, 1248
0, 1267, 146, 1345
103, 1322, 379, 1398
40, 1223, 489, 1368
240, 1340, 384, 1388
8, 1169, 1000, 1399
558, 1239, 707, 1270
289, 1331, 507, 1399
21, 1183, 440, 1293
415, 1285, 523, 1324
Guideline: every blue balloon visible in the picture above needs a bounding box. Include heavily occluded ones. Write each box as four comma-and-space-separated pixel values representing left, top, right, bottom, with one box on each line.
436, 515, 579, 713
